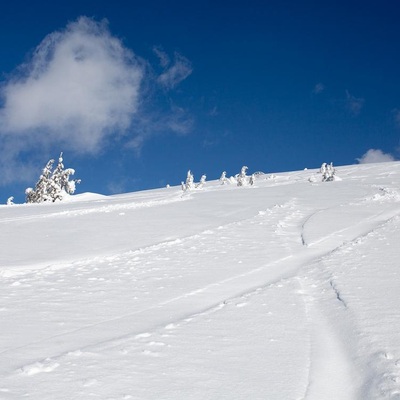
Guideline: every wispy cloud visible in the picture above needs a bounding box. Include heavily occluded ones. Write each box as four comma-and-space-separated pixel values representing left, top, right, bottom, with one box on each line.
126, 104, 193, 155
119, 46, 194, 156
153, 46, 170, 68
0, 17, 144, 155
313, 83, 325, 94
157, 51, 192, 90
357, 149, 395, 164
345, 90, 364, 116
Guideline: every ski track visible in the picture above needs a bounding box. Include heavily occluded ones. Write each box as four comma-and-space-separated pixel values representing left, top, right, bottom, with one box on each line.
299, 215, 400, 399
298, 273, 360, 400
317, 215, 400, 399
1, 208, 395, 355
0, 199, 307, 374
1, 207, 394, 372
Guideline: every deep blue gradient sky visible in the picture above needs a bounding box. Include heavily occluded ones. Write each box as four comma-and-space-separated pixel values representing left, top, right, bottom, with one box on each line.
0, 1, 399, 202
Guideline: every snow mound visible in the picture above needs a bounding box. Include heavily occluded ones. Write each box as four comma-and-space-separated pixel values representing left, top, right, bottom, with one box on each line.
62, 192, 109, 202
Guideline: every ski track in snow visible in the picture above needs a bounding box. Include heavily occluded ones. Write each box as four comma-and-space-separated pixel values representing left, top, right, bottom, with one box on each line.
3, 206, 397, 373
0, 199, 308, 372
1, 164, 400, 398
299, 214, 400, 399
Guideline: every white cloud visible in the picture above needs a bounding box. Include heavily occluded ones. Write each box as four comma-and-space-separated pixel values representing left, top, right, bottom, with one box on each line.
357, 149, 395, 164
0, 17, 144, 158
157, 51, 192, 90
346, 90, 364, 116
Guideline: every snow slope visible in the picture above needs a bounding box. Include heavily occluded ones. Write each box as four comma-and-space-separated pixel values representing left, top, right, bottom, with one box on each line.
0, 162, 399, 399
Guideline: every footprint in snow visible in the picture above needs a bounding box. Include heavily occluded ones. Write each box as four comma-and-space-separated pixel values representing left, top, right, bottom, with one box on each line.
383, 352, 394, 360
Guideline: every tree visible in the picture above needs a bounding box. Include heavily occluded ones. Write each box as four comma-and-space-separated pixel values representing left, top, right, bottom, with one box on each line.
237, 166, 248, 186
219, 171, 228, 185
322, 162, 336, 182
25, 159, 55, 203
196, 174, 207, 189
25, 153, 80, 203
181, 170, 195, 191
51, 153, 80, 196
182, 171, 208, 191
185, 170, 194, 190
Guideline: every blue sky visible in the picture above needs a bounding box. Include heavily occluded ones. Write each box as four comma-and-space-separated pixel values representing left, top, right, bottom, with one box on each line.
0, 0, 399, 203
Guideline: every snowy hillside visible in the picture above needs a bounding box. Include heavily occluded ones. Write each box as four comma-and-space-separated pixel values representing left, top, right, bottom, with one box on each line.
1, 162, 400, 399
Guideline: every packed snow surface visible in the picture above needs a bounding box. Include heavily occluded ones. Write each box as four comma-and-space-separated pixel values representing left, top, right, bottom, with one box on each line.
1, 162, 400, 399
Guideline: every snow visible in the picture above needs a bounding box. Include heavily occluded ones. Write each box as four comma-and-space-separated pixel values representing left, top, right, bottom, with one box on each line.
0, 162, 400, 399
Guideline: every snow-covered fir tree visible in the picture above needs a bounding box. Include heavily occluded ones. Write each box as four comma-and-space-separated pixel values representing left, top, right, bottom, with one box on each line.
219, 171, 228, 185
186, 170, 194, 190
25, 159, 55, 203
311, 162, 338, 183
25, 153, 80, 203
51, 153, 80, 197
237, 166, 249, 186
182, 171, 208, 191
181, 170, 195, 191
6, 196, 14, 206
196, 174, 207, 189
322, 162, 336, 182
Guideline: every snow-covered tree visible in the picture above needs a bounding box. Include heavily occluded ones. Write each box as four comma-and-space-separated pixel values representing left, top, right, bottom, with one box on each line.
322, 162, 336, 182
312, 162, 337, 182
249, 174, 255, 186
25, 159, 55, 203
51, 153, 80, 196
237, 166, 248, 186
219, 171, 227, 184
182, 170, 208, 191
25, 153, 80, 203
181, 170, 195, 191
196, 174, 207, 189
186, 170, 194, 190
6, 196, 14, 206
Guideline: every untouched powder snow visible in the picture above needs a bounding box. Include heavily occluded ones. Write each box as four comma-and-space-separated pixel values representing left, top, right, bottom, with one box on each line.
0, 162, 399, 399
